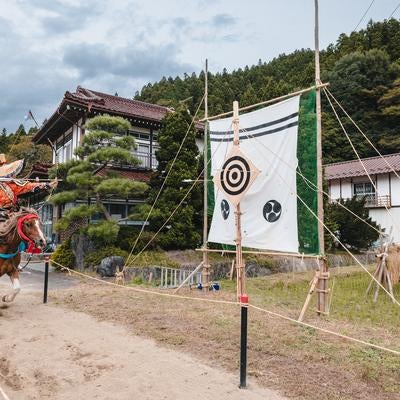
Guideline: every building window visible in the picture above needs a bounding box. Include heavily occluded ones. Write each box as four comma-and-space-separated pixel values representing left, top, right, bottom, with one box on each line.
108, 203, 127, 220
55, 132, 73, 163
64, 140, 72, 161
354, 182, 375, 197
39, 204, 53, 242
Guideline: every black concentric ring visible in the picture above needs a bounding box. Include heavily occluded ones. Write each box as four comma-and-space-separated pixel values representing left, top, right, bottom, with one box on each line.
220, 156, 251, 196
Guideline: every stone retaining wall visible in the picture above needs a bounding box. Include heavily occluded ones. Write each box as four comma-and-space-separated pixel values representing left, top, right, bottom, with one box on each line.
123, 252, 376, 283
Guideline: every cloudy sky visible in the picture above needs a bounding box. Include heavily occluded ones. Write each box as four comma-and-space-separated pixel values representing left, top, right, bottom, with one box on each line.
0, 0, 399, 132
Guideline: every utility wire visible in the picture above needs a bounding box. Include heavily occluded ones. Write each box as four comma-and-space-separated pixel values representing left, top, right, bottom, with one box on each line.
353, 0, 375, 32
389, 1, 400, 18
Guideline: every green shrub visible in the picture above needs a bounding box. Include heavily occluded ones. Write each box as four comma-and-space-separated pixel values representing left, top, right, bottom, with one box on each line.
84, 246, 128, 268
51, 240, 75, 270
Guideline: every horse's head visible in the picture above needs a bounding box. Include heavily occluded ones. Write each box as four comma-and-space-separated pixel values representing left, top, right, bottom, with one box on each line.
17, 213, 46, 250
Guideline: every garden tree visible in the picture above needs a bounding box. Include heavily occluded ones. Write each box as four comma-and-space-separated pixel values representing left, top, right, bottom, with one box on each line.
50, 115, 148, 244
325, 196, 380, 251
7, 135, 52, 175
136, 106, 202, 249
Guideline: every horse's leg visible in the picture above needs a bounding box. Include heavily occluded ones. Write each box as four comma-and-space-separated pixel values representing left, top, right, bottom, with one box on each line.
2, 270, 20, 302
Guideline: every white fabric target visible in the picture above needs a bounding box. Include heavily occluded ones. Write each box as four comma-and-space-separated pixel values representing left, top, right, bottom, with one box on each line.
208, 96, 300, 253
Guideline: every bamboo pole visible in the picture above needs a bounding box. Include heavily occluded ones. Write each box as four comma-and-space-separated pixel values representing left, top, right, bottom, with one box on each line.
201, 83, 329, 122
314, 0, 328, 315
232, 101, 246, 298
195, 247, 320, 259
202, 59, 211, 289
298, 271, 319, 322
174, 262, 204, 293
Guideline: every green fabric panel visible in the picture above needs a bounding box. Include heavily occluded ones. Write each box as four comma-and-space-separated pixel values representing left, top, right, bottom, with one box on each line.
297, 90, 319, 255
206, 122, 215, 217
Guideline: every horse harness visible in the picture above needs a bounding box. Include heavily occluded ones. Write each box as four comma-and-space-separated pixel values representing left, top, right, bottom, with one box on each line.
0, 213, 41, 263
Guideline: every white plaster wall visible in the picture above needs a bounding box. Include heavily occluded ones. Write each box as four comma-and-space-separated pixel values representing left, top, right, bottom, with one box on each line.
376, 173, 390, 197
195, 137, 204, 153
72, 124, 79, 159
329, 179, 341, 200
369, 207, 400, 243
341, 178, 352, 199
390, 173, 400, 206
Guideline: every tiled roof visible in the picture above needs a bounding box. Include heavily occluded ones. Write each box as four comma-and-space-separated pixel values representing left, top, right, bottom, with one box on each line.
26, 162, 53, 179
65, 86, 171, 122
325, 152, 400, 180
95, 166, 152, 182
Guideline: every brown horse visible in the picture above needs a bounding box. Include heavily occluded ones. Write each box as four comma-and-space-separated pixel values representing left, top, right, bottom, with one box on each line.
0, 208, 46, 303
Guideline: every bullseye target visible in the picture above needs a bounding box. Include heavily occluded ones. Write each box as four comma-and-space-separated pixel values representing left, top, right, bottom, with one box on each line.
213, 146, 260, 206
220, 156, 251, 196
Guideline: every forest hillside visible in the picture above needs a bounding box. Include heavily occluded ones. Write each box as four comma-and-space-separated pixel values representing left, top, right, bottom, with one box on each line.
135, 19, 400, 163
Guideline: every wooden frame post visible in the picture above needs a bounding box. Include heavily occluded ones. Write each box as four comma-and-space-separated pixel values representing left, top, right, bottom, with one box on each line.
202, 59, 211, 289
314, 0, 328, 315
232, 101, 246, 298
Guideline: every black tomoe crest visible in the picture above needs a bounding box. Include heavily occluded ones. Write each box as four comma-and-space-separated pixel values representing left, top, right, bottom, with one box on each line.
263, 200, 282, 223
221, 199, 230, 220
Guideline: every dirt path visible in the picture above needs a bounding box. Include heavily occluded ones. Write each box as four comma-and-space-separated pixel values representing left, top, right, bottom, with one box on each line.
0, 292, 284, 400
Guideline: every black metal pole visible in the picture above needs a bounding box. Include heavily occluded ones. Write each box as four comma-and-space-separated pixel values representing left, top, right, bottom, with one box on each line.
43, 256, 49, 304
239, 294, 248, 388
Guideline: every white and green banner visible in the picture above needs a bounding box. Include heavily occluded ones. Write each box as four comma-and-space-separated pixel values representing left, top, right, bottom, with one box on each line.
207, 91, 319, 254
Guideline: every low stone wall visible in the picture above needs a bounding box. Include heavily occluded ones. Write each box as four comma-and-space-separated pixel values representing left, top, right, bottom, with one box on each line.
123, 252, 376, 283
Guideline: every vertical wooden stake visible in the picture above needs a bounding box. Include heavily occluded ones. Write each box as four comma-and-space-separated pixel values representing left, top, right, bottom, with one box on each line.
202, 58, 210, 289
298, 270, 319, 322
314, 0, 328, 315
232, 101, 246, 299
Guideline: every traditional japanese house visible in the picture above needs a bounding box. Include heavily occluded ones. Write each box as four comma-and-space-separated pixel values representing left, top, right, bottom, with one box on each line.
32, 86, 173, 242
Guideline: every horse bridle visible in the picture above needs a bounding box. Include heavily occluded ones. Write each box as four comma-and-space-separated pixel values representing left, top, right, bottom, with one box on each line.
17, 213, 42, 252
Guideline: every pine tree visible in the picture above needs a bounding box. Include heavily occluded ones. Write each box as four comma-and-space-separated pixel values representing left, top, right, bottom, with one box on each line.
50, 115, 148, 244
137, 106, 202, 249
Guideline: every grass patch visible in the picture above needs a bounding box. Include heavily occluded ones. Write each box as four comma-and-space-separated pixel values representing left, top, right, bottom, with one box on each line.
54, 265, 400, 399
220, 266, 400, 331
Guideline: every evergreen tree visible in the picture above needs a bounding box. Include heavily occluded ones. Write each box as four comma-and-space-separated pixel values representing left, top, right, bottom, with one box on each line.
50, 115, 148, 244
0, 129, 9, 154
15, 124, 26, 136
326, 196, 380, 251
137, 106, 202, 249
7, 135, 52, 175
134, 19, 400, 163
